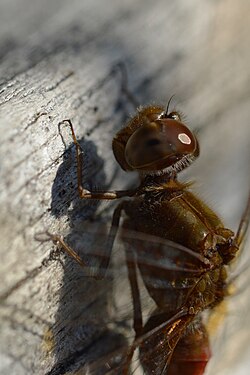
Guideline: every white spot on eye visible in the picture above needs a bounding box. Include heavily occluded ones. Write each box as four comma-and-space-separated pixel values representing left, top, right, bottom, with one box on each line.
178, 133, 191, 144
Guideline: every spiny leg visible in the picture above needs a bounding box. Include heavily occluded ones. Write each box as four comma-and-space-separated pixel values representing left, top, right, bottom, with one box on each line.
121, 244, 143, 375
126, 246, 143, 338
217, 190, 250, 264
97, 201, 125, 278
37, 231, 88, 269
227, 189, 250, 289
54, 119, 137, 267
58, 119, 137, 200
38, 200, 126, 277
233, 189, 250, 248
42, 119, 137, 272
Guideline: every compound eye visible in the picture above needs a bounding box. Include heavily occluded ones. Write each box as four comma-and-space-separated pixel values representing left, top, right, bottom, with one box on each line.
146, 138, 161, 147
124, 119, 198, 172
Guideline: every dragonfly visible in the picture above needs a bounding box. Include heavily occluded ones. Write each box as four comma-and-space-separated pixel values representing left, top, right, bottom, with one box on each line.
43, 98, 250, 375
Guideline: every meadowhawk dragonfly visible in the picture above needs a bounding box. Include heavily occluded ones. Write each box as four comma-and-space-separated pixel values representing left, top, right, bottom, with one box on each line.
43, 99, 250, 375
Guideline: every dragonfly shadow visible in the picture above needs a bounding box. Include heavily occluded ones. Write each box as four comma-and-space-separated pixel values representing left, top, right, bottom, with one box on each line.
48, 137, 127, 375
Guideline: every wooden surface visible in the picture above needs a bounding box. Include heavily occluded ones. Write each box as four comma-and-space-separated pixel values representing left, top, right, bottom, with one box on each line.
0, 0, 249, 374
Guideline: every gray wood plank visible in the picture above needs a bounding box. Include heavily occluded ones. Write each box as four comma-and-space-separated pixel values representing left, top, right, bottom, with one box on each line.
0, 1, 249, 374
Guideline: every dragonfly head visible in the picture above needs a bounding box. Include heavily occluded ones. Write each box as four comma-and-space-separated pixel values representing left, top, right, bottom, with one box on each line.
112, 105, 199, 176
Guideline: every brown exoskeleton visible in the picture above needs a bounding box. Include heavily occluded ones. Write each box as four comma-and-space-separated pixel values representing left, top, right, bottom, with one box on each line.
46, 102, 250, 374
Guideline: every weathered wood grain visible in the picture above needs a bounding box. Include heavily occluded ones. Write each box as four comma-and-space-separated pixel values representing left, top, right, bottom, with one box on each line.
0, 0, 249, 374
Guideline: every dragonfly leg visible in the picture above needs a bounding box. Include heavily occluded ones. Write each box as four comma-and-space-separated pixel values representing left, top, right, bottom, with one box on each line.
97, 201, 125, 278
58, 119, 138, 200
37, 202, 125, 277
121, 244, 143, 374
222, 189, 250, 263
233, 189, 250, 249
126, 246, 143, 338
38, 231, 87, 268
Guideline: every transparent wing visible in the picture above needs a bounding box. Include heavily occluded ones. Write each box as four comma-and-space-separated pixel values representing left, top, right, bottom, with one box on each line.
35, 220, 212, 375
84, 309, 194, 375
3, 221, 248, 375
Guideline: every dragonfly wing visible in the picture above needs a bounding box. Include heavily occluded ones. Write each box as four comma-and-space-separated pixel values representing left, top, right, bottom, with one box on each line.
139, 311, 210, 375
